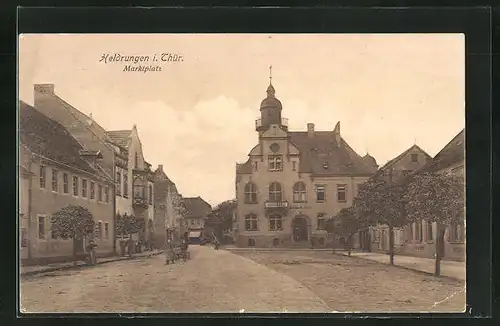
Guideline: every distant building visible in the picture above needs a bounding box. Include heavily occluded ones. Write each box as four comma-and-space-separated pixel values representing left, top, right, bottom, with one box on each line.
153, 164, 185, 247
399, 129, 465, 261
362, 145, 432, 253
235, 81, 377, 248
33, 84, 155, 250
19, 101, 115, 264
183, 197, 212, 238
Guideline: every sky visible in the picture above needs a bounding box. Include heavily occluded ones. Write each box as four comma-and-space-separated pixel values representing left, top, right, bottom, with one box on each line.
18, 34, 465, 206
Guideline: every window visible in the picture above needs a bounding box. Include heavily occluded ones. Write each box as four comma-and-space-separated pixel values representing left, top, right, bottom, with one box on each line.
317, 213, 326, 230
426, 221, 433, 241
293, 182, 307, 202
123, 173, 128, 197
104, 222, 109, 239
248, 238, 256, 247
51, 169, 58, 192
82, 179, 88, 197
244, 182, 257, 204
51, 216, 59, 239
411, 153, 418, 163
269, 215, 283, 231
449, 222, 465, 243
116, 172, 122, 196
337, 184, 347, 202
20, 228, 28, 247
268, 155, 283, 172
63, 173, 69, 193
73, 176, 79, 196
38, 216, 45, 239
316, 185, 325, 202
39, 166, 46, 189
98, 185, 103, 202
105, 187, 109, 203
414, 221, 422, 242
149, 185, 153, 205
90, 182, 95, 199
254, 162, 258, 172
95, 222, 102, 239
292, 161, 296, 171
269, 182, 282, 202
245, 214, 258, 231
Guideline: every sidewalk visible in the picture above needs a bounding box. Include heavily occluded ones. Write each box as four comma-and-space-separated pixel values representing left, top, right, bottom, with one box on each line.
20, 249, 163, 277
337, 251, 465, 281
224, 247, 332, 252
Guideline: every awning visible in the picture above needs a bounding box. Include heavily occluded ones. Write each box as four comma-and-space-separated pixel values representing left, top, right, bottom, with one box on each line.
189, 231, 202, 238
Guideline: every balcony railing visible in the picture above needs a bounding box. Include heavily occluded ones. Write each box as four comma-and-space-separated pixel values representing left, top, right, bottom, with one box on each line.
255, 118, 289, 129
264, 201, 289, 209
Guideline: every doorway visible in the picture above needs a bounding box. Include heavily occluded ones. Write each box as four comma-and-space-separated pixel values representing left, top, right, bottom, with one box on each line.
292, 217, 308, 242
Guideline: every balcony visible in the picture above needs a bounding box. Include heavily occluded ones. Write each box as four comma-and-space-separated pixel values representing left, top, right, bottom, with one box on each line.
264, 200, 290, 215
255, 118, 289, 130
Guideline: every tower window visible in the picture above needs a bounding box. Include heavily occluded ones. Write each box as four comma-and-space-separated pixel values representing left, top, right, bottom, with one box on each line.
268, 155, 283, 172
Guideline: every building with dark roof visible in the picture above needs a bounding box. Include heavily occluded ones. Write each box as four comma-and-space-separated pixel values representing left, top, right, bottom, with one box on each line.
19, 101, 115, 264
235, 81, 378, 248
183, 197, 212, 234
33, 84, 155, 250
153, 165, 187, 247
397, 129, 465, 261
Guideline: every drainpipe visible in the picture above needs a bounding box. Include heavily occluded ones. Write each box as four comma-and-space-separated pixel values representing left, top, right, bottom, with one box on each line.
112, 155, 117, 255
26, 154, 33, 261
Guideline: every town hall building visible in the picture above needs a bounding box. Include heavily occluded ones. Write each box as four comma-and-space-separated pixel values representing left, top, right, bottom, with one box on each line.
235, 79, 379, 248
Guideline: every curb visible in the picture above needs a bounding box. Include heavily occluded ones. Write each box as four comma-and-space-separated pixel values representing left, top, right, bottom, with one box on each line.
335, 252, 464, 282
21, 250, 163, 277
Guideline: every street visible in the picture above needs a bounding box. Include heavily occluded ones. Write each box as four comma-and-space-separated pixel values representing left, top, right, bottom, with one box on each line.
20, 246, 465, 313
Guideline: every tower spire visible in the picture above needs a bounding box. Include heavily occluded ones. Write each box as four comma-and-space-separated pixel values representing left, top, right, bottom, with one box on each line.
269, 64, 273, 85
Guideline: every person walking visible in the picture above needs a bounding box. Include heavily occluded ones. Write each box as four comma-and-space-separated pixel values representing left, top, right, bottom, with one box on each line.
86, 240, 98, 265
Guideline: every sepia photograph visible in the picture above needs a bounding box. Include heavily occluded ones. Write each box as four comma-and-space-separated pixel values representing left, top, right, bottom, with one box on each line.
18, 33, 465, 313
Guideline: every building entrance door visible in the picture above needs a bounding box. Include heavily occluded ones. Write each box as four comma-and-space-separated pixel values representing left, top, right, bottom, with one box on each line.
292, 217, 308, 242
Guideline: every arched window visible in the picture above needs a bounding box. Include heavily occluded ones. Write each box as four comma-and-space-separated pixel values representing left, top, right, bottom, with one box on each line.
244, 182, 258, 204
269, 214, 283, 231
245, 213, 258, 231
248, 238, 256, 247
269, 182, 282, 202
293, 182, 307, 202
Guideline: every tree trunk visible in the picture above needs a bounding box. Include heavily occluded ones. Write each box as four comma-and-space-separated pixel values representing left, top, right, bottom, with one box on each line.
435, 223, 444, 276
72, 238, 77, 267
347, 233, 352, 256
388, 224, 395, 265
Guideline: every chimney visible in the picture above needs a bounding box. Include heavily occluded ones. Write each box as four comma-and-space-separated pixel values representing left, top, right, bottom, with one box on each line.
34, 84, 55, 95
307, 123, 315, 138
158, 164, 163, 172
334, 121, 341, 146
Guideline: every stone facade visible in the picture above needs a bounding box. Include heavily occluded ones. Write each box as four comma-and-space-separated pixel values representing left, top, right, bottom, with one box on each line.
235, 82, 377, 248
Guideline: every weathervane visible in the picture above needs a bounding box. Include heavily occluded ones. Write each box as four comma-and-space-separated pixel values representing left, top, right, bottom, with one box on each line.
269, 64, 273, 84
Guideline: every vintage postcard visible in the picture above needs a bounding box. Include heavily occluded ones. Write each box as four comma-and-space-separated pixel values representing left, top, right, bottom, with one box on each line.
18, 34, 465, 313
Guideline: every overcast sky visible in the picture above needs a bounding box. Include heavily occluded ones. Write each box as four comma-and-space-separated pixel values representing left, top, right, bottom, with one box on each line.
18, 34, 465, 206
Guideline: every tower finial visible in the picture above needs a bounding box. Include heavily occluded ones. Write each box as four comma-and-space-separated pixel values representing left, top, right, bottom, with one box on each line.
269, 64, 273, 85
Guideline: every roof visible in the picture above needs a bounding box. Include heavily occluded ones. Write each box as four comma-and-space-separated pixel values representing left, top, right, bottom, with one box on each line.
422, 129, 465, 173
19, 101, 109, 179
105, 130, 132, 147
183, 196, 212, 218
237, 131, 376, 175
373, 144, 432, 177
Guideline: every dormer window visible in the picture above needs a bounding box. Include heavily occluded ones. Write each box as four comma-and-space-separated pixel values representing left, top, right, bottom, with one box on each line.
323, 162, 329, 170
